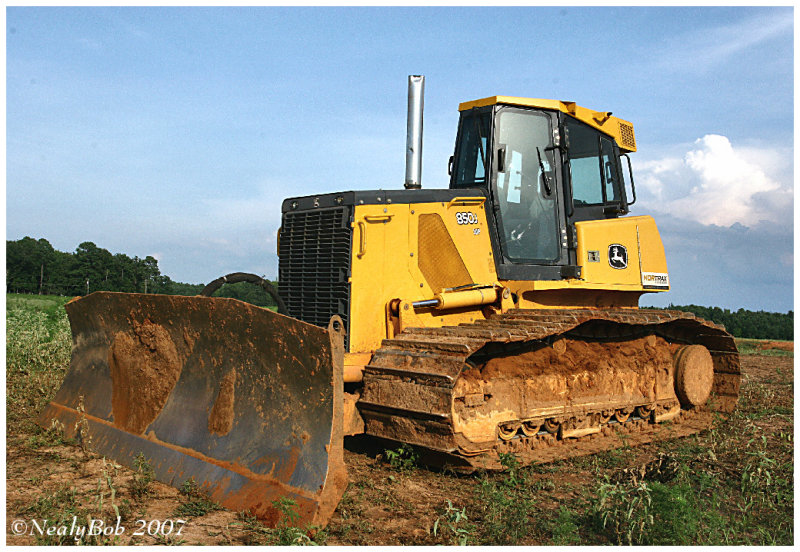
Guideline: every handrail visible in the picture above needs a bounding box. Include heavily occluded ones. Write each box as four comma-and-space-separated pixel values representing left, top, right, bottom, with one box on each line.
621, 153, 636, 206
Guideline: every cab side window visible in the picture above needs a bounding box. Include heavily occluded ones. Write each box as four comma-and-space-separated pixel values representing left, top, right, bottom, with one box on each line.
453, 111, 492, 188
566, 120, 620, 206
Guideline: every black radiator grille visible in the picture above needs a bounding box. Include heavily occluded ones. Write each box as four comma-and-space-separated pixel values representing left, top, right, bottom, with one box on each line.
278, 207, 352, 341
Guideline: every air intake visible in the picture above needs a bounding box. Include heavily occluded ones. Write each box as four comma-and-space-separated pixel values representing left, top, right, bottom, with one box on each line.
278, 207, 352, 344
618, 121, 637, 151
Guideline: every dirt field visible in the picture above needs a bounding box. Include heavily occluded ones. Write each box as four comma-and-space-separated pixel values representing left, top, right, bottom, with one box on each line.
6, 333, 793, 546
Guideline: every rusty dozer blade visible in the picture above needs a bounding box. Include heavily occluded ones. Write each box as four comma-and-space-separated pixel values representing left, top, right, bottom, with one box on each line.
39, 292, 347, 528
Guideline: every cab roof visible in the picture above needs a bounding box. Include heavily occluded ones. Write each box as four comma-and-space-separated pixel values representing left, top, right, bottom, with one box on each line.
459, 96, 637, 153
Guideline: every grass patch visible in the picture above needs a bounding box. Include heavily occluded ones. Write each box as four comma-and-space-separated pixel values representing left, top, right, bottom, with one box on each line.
237, 497, 326, 545
591, 470, 700, 545
21, 477, 129, 545
173, 478, 223, 518
471, 454, 535, 545
736, 338, 793, 357
548, 506, 582, 545
6, 294, 72, 439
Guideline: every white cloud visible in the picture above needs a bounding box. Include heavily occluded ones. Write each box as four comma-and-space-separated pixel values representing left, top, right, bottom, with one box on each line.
635, 135, 791, 228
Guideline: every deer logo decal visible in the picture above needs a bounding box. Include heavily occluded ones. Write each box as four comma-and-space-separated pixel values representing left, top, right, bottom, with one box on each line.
608, 244, 628, 269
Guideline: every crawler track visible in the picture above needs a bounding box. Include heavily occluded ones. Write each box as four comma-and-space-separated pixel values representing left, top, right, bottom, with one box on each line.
358, 308, 740, 470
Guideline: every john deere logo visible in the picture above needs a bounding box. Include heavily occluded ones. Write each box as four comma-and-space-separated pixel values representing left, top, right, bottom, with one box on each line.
608, 244, 628, 269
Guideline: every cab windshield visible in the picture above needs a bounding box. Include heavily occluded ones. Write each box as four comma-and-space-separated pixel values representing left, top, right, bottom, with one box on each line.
493, 108, 559, 262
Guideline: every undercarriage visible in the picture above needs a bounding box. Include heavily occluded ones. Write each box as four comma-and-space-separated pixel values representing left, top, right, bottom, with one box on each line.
359, 308, 740, 470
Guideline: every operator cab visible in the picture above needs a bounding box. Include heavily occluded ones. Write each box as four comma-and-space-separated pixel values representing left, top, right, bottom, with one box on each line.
449, 97, 637, 281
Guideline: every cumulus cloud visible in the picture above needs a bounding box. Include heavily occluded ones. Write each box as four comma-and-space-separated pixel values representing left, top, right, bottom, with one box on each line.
633, 135, 793, 311
635, 134, 792, 228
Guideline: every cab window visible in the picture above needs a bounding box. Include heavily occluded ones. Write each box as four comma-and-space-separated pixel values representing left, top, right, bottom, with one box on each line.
453, 110, 492, 188
566, 120, 620, 206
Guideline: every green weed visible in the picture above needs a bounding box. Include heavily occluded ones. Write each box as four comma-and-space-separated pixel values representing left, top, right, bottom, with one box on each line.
739, 435, 792, 516
23, 485, 80, 520
497, 452, 526, 486
237, 497, 327, 545
173, 478, 223, 518
96, 458, 121, 520
593, 476, 653, 545
384, 443, 418, 472
21, 485, 120, 545
153, 533, 187, 545
271, 496, 324, 545
433, 500, 475, 545
130, 453, 155, 502
592, 469, 701, 545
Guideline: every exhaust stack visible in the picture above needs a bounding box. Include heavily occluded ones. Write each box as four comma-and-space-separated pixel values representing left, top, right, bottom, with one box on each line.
404, 75, 424, 189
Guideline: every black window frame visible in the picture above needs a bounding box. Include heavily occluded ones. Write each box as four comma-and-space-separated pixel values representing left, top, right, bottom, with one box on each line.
451, 107, 494, 190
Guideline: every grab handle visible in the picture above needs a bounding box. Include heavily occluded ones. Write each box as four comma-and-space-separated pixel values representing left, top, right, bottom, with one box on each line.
447, 196, 486, 208
357, 221, 367, 257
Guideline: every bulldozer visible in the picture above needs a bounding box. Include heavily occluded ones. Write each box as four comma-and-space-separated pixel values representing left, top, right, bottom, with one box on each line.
40, 76, 740, 528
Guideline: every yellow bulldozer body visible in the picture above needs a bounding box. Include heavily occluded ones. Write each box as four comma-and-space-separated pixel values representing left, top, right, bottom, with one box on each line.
344, 200, 669, 372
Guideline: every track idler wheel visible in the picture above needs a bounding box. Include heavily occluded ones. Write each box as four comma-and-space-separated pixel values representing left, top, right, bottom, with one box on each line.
673, 345, 715, 407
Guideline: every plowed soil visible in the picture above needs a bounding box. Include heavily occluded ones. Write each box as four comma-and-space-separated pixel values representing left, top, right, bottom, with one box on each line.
6, 351, 793, 545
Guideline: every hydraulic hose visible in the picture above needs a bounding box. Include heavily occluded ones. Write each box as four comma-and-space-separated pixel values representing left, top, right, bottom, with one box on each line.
200, 272, 288, 315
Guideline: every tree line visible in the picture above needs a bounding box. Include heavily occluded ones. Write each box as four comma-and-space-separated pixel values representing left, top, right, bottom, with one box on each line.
6, 237, 277, 307
653, 304, 793, 341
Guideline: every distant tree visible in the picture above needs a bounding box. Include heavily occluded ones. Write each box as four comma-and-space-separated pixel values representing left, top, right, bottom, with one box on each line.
73, 241, 115, 293
6, 237, 56, 294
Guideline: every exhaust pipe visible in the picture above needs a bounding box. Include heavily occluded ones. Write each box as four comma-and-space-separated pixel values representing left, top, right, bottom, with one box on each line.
404, 75, 424, 189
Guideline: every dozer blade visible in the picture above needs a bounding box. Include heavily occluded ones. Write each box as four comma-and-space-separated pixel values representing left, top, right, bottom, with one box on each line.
39, 292, 347, 528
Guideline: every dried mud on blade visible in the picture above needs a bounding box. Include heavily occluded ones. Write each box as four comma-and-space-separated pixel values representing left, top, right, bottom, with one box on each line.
39, 292, 347, 528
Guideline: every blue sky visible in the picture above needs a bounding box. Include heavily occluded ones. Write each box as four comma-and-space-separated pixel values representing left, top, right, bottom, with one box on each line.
6, 6, 794, 312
